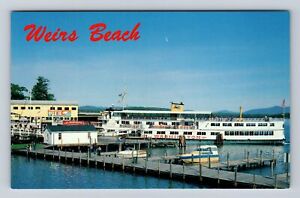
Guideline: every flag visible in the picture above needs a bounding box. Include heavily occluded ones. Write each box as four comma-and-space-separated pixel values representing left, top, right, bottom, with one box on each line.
282, 99, 286, 107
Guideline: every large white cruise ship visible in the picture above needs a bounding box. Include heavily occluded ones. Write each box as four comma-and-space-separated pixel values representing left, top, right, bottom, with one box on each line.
98, 102, 285, 144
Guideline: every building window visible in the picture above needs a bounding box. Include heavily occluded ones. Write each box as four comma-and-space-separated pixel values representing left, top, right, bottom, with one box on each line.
170, 131, 179, 135
28, 107, 33, 110
58, 133, 62, 140
211, 132, 220, 136
57, 107, 62, 110
13, 106, 18, 110
223, 123, 232, 126
157, 131, 165, 135
35, 106, 41, 110
183, 131, 192, 135
72, 107, 77, 110
50, 107, 55, 110
234, 123, 244, 127
65, 107, 70, 110
246, 123, 256, 127
211, 123, 220, 126
21, 107, 26, 110
270, 123, 275, 127
197, 131, 207, 135
258, 123, 268, 127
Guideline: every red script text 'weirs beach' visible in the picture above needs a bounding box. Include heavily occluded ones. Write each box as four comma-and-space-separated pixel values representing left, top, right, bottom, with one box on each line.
24, 23, 141, 42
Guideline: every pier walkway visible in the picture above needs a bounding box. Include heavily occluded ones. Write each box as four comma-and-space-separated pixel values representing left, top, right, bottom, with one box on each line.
12, 148, 289, 189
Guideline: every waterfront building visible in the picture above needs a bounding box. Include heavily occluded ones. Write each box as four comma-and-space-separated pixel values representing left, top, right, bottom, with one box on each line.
11, 100, 79, 124
44, 125, 97, 146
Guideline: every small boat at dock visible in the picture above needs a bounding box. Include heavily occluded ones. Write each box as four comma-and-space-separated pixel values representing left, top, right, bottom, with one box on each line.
116, 148, 147, 158
178, 145, 219, 163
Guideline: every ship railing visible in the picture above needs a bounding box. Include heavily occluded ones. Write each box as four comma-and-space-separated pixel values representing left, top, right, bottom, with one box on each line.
196, 117, 285, 122
148, 125, 196, 129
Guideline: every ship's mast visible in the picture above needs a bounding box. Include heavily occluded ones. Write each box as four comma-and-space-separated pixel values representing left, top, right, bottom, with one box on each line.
282, 99, 286, 120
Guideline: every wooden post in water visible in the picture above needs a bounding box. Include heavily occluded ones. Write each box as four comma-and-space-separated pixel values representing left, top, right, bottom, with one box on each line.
145, 159, 148, 174
65, 150, 67, 163
158, 160, 160, 176
169, 160, 172, 179
87, 149, 90, 167
52, 147, 54, 160
72, 150, 74, 163
79, 150, 82, 165
58, 148, 61, 162
247, 151, 250, 168
191, 154, 194, 163
208, 155, 211, 169
253, 174, 256, 189
43, 149, 46, 160
217, 166, 220, 185
271, 161, 274, 177
182, 163, 185, 180
227, 152, 230, 169
260, 150, 263, 166
122, 155, 125, 171
103, 156, 106, 170
199, 163, 202, 182
272, 149, 276, 165
285, 153, 289, 182
234, 166, 238, 187
111, 155, 114, 170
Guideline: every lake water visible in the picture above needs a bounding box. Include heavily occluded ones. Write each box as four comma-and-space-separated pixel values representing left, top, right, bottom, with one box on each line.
11, 120, 290, 189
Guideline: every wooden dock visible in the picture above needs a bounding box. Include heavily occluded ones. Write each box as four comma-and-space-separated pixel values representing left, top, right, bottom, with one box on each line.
12, 148, 289, 189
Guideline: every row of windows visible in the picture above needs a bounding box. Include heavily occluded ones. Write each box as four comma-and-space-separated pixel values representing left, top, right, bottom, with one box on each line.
13, 106, 77, 110
224, 131, 274, 136
143, 131, 208, 135
13, 106, 41, 110
50, 107, 77, 111
211, 122, 275, 127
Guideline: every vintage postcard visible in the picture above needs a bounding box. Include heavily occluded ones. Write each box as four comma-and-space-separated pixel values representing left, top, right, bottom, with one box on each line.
10, 11, 290, 189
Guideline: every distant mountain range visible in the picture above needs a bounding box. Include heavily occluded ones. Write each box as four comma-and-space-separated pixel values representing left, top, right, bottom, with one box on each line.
214, 106, 290, 116
79, 105, 290, 116
79, 105, 169, 112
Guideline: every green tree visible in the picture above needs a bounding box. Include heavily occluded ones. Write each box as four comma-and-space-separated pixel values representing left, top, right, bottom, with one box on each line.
11, 83, 28, 100
31, 76, 55, 100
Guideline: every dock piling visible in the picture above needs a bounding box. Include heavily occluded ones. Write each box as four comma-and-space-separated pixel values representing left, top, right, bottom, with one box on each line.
199, 163, 202, 182
58, 149, 61, 162
52, 147, 54, 160
274, 174, 278, 188
79, 150, 82, 165
247, 151, 250, 168
43, 149, 46, 160
169, 161, 172, 179
183, 163, 185, 180
227, 152, 230, 168
158, 160, 160, 176
122, 156, 125, 171
253, 174, 256, 188
65, 150, 67, 163
72, 150, 74, 163
145, 159, 148, 174
217, 166, 220, 185
234, 166, 238, 187
103, 156, 106, 170
208, 155, 211, 168
260, 150, 263, 166
271, 161, 274, 177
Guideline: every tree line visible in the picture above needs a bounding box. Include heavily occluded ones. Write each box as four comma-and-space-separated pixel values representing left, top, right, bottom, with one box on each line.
11, 76, 55, 100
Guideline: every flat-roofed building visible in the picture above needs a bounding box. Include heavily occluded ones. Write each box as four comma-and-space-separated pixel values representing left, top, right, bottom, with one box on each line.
44, 125, 97, 146
11, 100, 78, 124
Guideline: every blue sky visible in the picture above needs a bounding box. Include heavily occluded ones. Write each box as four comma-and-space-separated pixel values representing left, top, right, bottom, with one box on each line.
11, 11, 290, 111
